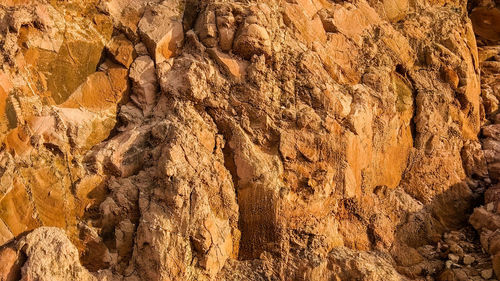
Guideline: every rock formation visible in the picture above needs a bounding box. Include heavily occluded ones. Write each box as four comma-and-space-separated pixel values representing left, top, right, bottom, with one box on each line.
0, 0, 498, 280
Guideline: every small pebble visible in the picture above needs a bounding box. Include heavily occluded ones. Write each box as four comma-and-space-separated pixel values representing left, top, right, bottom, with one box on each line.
453, 268, 469, 281
463, 254, 475, 265
450, 243, 464, 256
449, 253, 460, 263
487, 202, 494, 212
481, 269, 493, 279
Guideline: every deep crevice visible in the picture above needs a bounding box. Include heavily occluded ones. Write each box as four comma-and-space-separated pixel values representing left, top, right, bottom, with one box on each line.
400, 65, 419, 149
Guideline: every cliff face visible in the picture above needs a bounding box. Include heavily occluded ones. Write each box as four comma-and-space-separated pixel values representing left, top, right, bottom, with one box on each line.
0, 0, 498, 280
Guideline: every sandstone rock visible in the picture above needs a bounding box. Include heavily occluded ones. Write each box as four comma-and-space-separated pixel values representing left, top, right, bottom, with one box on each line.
438, 269, 455, 281
0, 0, 495, 280
106, 34, 136, 68
470, 207, 500, 231
485, 185, 500, 204
0, 245, 21, 281
488, 162, 500, 181
19, 227, 96, 281
442, 67, 460, 89
478, 46, 500, 63
129, 55, 158, 113
481, 268, 493, 279
470, 7, 500, 41
62, 63, 128, 112
98, 0, 160, 40
86, 129, 147, 177
134, 42, 149, 56
207, 48, 249, 81
327, 2, 381, 46
16, 3, 112, 104
216, 9, 236, 52
463, 254, 475, 265
379, 0, 409, 22
327, 247, 407, 280
462, 140, 489, 178
483, 90, 499, 116
449, 253, 460, 263
283, 0, 327, 46
138, 2, 184, 63
195, 8, 217, 48
233, 23, 271, 60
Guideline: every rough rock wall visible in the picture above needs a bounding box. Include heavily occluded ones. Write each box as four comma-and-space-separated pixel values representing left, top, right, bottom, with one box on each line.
0, 0, 495, 280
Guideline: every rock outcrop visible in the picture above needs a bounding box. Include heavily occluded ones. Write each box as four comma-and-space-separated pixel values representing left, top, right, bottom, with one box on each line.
0, 0, 498, 280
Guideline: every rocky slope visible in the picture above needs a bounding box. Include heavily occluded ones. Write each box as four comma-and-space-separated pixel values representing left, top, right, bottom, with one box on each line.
0, 0, 499, 280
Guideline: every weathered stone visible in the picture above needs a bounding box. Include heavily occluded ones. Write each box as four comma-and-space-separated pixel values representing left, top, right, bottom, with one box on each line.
461, 140, 488, 178
470, 7, 500, 41
283, 1, 327, 46
0, 0, 497, 281
463, 254, 475, 265
195, 9, 218, 48
328, 2, 381, 46
379, 0, 409, 22
208, 48, 249, 81
478, 46, 500, 63
19, 227, 96, 281
129, 55, 159, 113
107, 34, 136, 68
17, 4, 112, 104
62, 64, 128, 112
233, 23, 271, 60
98, 0, 160, 40
138, 2, 184, 63
442, 67, 460, 89
481, 268, 493, 279
448, 253, 460, 263
0, 246, 20, 281
216, 10, 236, 52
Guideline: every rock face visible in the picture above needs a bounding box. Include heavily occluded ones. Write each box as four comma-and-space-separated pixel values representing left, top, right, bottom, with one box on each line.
0, 0, 497, 280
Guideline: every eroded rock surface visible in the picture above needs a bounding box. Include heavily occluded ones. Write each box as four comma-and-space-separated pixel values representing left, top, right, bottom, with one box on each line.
0, 0, 498, 280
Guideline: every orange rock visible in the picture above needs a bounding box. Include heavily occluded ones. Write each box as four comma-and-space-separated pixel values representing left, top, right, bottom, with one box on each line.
233, 23, 272, 60
99, 0, 152, 39
283, 1, 327, 46
61, 65, 128, 111
0, 72, 12, 136
216, 11, 236, 52
138, 3, 184, 63
380, 0, 409, 22
195, 9, 218, 48
107, 34, 136, 68
329, 2, 381, 45
317, 33, 361, 84
478, 46, 500, 63
207, 48, 249, 81
470, 7, 500, 41
442, 67, 460, 89
0, 246, 21, 281
4, 128, 32, 156
0, 178, 40, 241
129, 55, 159, 112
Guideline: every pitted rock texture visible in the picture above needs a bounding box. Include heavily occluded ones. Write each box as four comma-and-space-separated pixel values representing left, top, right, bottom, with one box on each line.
0, 0, 498, 280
